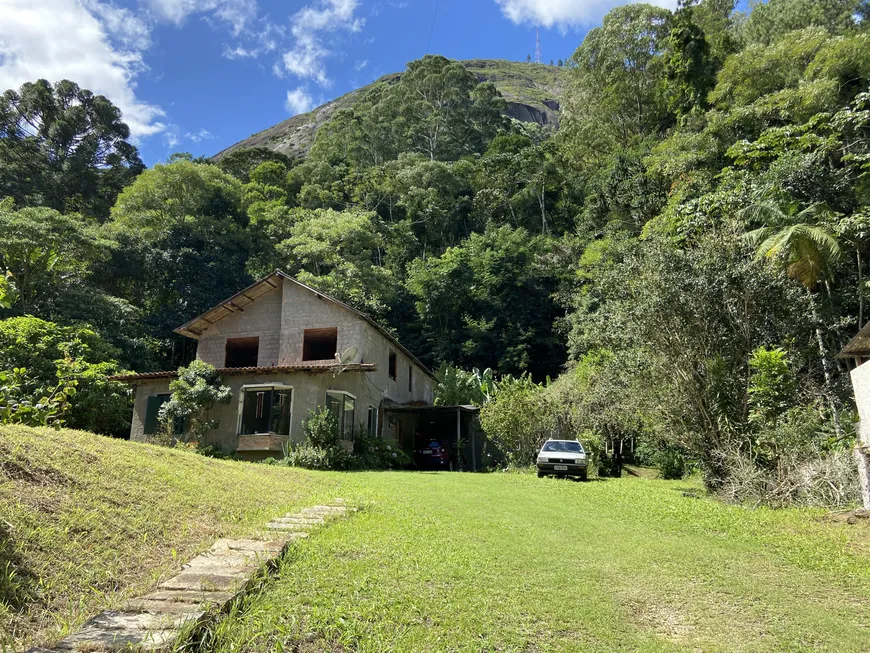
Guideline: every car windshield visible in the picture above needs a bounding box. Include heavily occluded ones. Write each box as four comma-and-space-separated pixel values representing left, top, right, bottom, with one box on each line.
542, 441, 583, 453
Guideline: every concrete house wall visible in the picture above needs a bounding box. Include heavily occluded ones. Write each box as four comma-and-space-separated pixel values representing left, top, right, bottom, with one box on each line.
851, 362, 870, 508
196, 283, 283, 368
128, 276, 433, 456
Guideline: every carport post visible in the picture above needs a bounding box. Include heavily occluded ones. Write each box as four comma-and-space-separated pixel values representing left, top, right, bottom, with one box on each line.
456, 408, 461, 471
469, 412, 477, 471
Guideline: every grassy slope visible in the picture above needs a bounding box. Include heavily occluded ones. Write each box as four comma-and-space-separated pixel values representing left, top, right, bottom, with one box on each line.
208, 472, 870, 653
464, 59, 567, 108
0, 426, 337, 651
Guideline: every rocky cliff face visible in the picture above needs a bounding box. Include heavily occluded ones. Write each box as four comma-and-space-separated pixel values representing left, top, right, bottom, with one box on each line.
213, 60, 566, 161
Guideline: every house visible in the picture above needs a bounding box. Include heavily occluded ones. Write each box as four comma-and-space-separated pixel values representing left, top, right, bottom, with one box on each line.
837, 325, 870, 509
113, 270, 443, 460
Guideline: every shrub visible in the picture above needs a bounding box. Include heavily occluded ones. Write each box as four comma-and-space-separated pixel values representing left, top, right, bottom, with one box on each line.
653, 449, 687, 480
158, 360, 232, 444
714, 407, 860, 507
283, 443, 354, 471
747, 346, 795, 425
0, 317, 130, 435
303, 407, 341, 449
0, 367, 75, 427
480, 374, 553, 467
281, 409, 355, 471
281, 409, 410, 471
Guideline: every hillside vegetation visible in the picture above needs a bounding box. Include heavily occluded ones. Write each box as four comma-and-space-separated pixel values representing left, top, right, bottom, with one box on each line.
213, 59, 566, 161
0, 426, 335, 651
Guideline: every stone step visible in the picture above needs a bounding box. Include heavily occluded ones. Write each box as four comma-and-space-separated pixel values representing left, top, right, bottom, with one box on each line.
54, 610, 201, 651
159, 571, 249, 593
178, 563, 258, 577
35, 499, 353, 653
211, 538, 287, 553
250, 530, 309, 542
273, 516, 325, 524
123, 599, 207, 614
138, 589, 234, 605
183, 551, 264, 569
266, 522, 313, 531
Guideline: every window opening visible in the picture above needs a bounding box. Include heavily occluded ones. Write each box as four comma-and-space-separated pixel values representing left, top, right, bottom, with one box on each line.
326, 391, 356, 439
367, 406, 378, 436
388, 351, 397, 380
240, 386, 292, 435
225, 337, 259, 368
303, 328, 338, 361
144, 394, 184, 436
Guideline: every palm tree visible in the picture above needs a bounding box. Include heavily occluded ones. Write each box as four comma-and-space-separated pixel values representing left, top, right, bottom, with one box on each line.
743, 201, 842, 434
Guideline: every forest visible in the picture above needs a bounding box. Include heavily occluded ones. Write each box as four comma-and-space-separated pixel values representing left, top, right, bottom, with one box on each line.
1, 0, 869, 505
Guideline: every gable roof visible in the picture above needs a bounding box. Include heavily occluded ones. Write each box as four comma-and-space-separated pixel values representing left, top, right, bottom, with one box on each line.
174, 270, 436, 379
839, 321, 870, 358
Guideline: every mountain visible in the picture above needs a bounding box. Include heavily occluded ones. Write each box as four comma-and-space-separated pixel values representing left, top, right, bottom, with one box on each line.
212, 59, 568, 161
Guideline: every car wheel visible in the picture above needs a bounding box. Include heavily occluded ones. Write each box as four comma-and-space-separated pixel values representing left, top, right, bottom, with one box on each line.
537, 471, 545, 478
579, 471, 588, 481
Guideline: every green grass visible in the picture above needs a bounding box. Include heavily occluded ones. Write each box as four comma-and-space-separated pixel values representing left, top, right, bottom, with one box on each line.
4, 428, 870, 652
204, 471, 870, 653
0, 426, 337, 651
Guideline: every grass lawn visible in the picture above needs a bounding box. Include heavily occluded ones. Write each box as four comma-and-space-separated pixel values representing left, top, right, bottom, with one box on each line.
205, 471, 870, 653
4, 427, 870, 652
0, 426, 339, 651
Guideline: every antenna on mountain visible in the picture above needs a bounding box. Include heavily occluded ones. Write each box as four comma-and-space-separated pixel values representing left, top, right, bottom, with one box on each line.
535, 28, 541, 64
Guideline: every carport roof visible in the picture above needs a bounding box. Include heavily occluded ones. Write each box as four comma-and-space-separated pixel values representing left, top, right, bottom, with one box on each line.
839, 321, 870, 358
383, 403, 480, 413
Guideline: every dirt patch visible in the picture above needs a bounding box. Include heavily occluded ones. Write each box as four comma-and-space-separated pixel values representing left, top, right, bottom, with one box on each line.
0, 459, 72, 488
627, 599, 696, 641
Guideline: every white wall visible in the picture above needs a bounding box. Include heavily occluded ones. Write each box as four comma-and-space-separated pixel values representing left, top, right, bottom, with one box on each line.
851, 362, 870, 446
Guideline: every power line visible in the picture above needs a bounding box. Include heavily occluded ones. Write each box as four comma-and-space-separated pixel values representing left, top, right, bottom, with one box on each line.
425, 0, 440, 54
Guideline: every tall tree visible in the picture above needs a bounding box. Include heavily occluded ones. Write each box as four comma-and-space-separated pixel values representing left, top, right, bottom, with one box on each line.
0, 200, 112, 314
0, 79, 144, 219
744, 201, 843, 433
738, 0, 869, 46
107, 160, 251, 366
564, 3, 672, 162
407, 226, 565, 378
663, 1, 718, 115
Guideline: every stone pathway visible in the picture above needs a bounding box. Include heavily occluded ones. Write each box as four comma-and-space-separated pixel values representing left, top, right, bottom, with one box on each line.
27, 500, 353, 653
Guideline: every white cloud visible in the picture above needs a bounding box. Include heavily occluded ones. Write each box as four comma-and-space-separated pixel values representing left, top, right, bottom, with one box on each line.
494, 0, 676, 29
282, 0, 363, 86
285, 86, 314, 116
185, 128, 214, 142
82, 0, 152, 50
163, 124, 180, 148
223, 44, 257, 59
354, 58, 368, 71
0, 0, 165, 139
145, 0, 257, 35
222, 19, 282, 59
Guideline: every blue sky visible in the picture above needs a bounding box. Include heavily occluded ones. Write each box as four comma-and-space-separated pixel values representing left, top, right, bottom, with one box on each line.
1, 0, 679, 166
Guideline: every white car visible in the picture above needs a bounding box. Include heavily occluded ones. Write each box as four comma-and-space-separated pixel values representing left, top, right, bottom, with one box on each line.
536, 439, 588, 480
